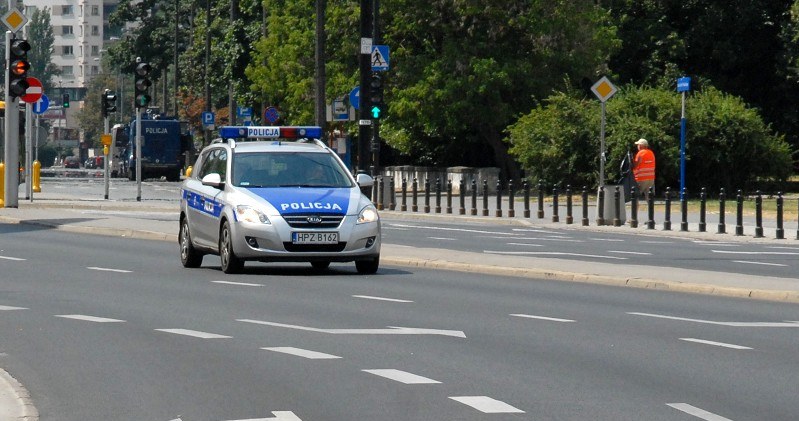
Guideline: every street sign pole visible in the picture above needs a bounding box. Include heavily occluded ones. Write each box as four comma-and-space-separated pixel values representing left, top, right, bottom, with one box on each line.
4, 30, 19, 208
599, 101, 606, 187
104, 115, 110, 200
25, 101, 32, 201
677, 76, 691, 201
136, 107, 142, 202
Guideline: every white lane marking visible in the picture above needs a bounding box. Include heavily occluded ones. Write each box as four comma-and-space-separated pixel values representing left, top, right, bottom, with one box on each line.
388, 223, 520, 236
767, 246, 799, 251
352, 295, 413, 303
87, 266, 132, 273
712, 250, 799, 255
262, 347, 341, 359
512, 228, 559, 234
693, 241, 739, 245
155, 329, 231, 339
484, 250, 627, 260
544, 235, 573, 239
223, 411, 302, 421
679, 338, 752, 350
506, 237, 584, 243
0, 305, 27, 310
55, 314, 125, 323
608, 250, 652, 255
732, 260, 788, 267
213, 280, 264, 287
237, 319, 466, 338
511, 314, 575, 323
667, 403, 733, 420
640, 240, 674, 244
363, 369, 441, 384
628, 312, 799, 327
449, 396, 525, 414
588, 238, 624, 242
0, 255, 26, 261
507, 242, 544, 247
428, 237, 456, 241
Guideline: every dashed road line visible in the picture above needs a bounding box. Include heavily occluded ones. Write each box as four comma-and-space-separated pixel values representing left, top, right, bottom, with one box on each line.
352, 295, 413, 303
87, 266, 132, 273
507, 242, 544, 247
732, 260, 788, 267
667, 403, 733, 420
55, 314, 126, 323
213, 280, 264, 287
628, 312, 799, 327
428, 237, 456, 241
712, 250, 799, 256
155, 329, 231, 339
510, 314, 575, 323
262, 347, 341, 360
449, 396, 524, 414
363, 369, 441, 384
588, 238, 625, 242
0, 305, 27, 310
0, 255, 26, 261
608, 250, 652, 256
679, 338, 752, 350
484, 250, 627, 260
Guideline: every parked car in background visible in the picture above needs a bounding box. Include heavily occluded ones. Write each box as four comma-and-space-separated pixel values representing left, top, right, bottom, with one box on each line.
64, 156, 81, 168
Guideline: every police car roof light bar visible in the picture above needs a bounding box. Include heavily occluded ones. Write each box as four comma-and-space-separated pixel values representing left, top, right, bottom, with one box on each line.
219, 126, 323, 140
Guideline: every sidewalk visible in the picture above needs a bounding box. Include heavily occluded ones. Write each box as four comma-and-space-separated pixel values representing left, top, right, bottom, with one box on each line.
1, 190, 799, 420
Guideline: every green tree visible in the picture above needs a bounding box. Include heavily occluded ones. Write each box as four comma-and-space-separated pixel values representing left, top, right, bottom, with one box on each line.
75, 73, 116, 149
27, 7, 61, 96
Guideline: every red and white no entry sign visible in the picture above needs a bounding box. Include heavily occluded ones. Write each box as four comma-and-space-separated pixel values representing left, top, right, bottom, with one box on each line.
21, 76, 42, 103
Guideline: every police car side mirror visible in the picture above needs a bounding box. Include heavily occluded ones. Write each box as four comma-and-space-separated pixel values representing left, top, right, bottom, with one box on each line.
356, 173, 374, 187
201, 173, 224, 189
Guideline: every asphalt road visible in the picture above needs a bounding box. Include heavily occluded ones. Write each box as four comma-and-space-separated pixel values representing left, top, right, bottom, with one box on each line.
2, 224, 799, 420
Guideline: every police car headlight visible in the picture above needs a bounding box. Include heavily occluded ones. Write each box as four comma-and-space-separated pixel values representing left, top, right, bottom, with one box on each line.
357, 205, 379, 224
236, 205, 270, 224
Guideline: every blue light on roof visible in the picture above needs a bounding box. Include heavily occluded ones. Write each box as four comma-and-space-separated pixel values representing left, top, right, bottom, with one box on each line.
219, 126, 323, 139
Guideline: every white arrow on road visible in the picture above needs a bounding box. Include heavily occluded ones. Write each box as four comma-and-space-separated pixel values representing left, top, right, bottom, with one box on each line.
222, 411, 302, 421
629, 312, 799, 327
237, 319, 466, 338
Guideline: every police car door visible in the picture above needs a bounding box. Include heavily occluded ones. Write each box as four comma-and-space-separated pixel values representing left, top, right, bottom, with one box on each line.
189, 148, 228, 248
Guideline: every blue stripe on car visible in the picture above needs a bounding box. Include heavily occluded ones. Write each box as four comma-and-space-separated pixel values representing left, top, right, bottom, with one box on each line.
245, 187, 349, 215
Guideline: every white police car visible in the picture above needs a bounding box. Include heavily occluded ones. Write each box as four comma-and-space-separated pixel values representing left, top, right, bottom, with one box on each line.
179, 126, 381, 274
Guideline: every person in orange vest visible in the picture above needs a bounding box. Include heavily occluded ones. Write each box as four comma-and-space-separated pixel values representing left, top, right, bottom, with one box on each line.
632, 138, 655, 200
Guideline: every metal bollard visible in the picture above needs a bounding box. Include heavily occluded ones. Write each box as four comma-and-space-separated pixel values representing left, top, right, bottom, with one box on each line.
523, 181, 531, 218
471, 178, 478, 216
613, 186, 621, 227
482, 179, 489, 216
646, 186, 655, 229
699, 187, 706, 232
435, 178, 442, 213
0, 162, 4, 208
412, 178, 419, 212
566, 185, 573, 224
581, 186, 589, 226
717, 188, 726, 234
389, 177, 396, 210
446, 179, 453, 214
663, 187, 672, 231
680, 187, 688, 232
508, 180, 515, 217
552, 185, 559, 223
32, 160, 41, 193
401, 178, 408, 212
630, 186, 638, 228
537, 181, 545, 219
458, 179, 466, 215
424, 178, 431, 213
376, 177, 384, 210
776, 192, 784, 239
495, 180, 503, 217
596, 185, 605, 226
755, 190, 763, 238
735, 190, 744, 236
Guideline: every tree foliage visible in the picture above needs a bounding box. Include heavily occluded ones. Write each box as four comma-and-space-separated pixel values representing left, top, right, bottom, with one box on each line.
27, 7, 60, 96
507, 86, 793, 193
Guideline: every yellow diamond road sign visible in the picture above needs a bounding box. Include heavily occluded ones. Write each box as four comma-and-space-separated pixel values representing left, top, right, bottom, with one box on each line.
591, 76, 617, 103
2, 9, 28, 32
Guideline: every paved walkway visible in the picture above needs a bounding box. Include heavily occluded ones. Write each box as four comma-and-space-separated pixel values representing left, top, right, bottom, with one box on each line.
1, 188, 798, 420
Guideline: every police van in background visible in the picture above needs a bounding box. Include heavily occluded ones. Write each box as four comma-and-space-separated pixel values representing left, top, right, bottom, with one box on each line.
179, 125, 381, 274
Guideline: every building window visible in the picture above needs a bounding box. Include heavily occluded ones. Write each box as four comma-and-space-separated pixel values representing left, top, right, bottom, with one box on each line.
62, 46, 73, 56
91, 26, 99, 36
91, 66, 99, 75
62, 26, 73, 36
24, 6, 36, 15
61, 5, 73, 16
62, 66, 74, 76
92, 5, 99, 15
91, 45, 100, 56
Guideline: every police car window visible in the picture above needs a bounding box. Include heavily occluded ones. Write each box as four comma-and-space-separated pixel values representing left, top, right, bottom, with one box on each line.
198, 149, 227, 179
233, 152, 352, 188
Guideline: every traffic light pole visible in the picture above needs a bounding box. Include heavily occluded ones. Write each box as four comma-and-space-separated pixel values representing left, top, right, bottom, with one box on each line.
3, 31, 19, 208
358, 0, 372, 174
136, 108, 142, 202
103, 116, 110, 200
24, 102, 32, 201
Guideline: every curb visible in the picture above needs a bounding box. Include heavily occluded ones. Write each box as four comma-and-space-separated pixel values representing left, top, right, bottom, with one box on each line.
0, 368, 38, 421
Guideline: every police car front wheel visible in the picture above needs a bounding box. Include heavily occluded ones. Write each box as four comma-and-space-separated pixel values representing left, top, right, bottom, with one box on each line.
220, 221, 244, 274
355, 256, 379, 274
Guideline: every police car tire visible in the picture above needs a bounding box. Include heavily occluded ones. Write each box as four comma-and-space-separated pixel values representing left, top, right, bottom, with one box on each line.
179, 219, 203, 268
219, 221, 244, 274
355, 256, 379, 274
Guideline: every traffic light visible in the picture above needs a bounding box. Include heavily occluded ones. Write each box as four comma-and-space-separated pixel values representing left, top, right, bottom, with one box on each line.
134, 60, 152, 109
62, 93, 70, 108
101, 89, 117, 117
7, 38, 30, 98
369, 72, 384, 119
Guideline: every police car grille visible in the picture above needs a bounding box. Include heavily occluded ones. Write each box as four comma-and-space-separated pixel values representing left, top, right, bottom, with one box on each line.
284, 215, 344, 229
283, 242, 347, 252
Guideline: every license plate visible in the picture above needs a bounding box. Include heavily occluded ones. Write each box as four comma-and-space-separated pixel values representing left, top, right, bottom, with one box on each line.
292, 232, 339, 244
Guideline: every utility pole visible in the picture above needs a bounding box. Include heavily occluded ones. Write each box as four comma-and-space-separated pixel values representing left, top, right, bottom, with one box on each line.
358, 0, 372, 173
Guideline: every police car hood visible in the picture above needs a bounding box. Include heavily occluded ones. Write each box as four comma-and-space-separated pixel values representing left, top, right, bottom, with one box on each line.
241, 187, 353, 216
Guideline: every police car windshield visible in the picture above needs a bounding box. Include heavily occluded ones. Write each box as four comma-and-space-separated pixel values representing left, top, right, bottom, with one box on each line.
232, 152, 354, 188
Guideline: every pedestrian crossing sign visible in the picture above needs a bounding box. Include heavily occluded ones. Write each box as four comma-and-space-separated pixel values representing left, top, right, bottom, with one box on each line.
371, 45, 389, 71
